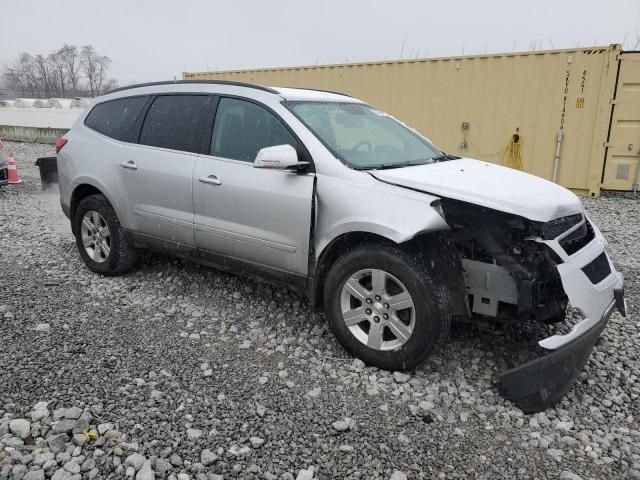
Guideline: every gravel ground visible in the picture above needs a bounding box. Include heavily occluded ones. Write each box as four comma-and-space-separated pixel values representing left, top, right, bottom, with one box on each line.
0, 140, 638, 480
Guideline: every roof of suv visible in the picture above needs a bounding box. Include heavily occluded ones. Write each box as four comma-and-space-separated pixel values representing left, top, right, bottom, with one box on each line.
106, 80, 359, 103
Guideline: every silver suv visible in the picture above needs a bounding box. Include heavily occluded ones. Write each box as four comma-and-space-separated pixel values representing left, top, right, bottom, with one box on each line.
57, 81, 625, 411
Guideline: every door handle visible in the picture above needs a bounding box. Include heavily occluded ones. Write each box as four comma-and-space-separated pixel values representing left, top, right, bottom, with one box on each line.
120, 161, 138, 170
199, 175, 222, 186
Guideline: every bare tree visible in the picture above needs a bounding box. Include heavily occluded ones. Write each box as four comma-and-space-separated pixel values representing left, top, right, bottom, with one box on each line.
59, 45, 80, 97
95, 55, 112, 94
34, 55, 55, 97
2, 44, 116, 99
49, 49, 67, 97
102, 78, 119, 93
80, 46, 111, 96
13, 53, 40, 96
79, 46, 98, 96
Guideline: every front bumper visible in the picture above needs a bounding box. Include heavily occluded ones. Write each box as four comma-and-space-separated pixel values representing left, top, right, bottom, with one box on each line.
498, 215, 626, 412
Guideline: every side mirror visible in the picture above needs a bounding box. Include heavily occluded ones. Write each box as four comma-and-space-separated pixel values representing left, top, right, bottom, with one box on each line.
253, 144, 309, 170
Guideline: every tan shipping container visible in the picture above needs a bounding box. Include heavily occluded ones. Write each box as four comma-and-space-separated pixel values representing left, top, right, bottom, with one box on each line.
185, 45, 639, 195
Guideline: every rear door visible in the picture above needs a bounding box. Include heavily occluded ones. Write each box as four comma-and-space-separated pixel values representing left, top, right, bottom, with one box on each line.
118, 94, 212, 247
193, 96, 315, 276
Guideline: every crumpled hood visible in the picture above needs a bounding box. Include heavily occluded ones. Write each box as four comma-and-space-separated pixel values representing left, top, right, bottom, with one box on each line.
370, 158, 583, 223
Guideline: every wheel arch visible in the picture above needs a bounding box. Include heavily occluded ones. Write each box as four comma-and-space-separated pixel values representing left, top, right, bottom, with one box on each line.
309, 227, 460, 312
69, 180, 121, 234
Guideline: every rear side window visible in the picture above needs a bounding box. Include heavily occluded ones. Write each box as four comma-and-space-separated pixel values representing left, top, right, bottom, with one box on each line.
85, 96, 149, 141
139, 95, 210, 153
211, 97, 297, 162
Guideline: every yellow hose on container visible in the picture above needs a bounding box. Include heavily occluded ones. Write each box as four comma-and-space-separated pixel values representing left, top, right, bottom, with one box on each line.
504, 128, 523, 171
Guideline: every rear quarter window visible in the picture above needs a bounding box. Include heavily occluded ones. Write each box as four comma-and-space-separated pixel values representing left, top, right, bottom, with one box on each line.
84, 96, 149, 141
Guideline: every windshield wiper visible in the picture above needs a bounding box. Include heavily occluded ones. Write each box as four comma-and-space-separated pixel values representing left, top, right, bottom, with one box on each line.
431, 153, 460, 162
356, 159, 433, 171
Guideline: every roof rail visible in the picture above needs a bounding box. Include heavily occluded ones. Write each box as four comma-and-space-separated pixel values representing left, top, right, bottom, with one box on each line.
106, 80, 278, 95
282, 87, 353, 98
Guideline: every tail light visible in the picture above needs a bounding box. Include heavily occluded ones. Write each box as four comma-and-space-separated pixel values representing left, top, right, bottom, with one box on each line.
55, 138, 68, 154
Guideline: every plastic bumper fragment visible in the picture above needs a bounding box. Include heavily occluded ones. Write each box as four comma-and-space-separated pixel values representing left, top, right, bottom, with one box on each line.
498, 287, 624, 413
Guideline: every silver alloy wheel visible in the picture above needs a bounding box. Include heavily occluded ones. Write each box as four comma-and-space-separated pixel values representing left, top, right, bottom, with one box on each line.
80, 210, 111, 263
340, 268, 416, 351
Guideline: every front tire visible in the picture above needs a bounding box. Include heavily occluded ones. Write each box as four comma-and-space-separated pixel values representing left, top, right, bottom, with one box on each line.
73, 194, 137, 275
323, 244, 452, 371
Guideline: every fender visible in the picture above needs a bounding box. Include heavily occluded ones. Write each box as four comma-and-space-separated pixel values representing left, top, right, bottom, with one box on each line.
314, 174, 449, 258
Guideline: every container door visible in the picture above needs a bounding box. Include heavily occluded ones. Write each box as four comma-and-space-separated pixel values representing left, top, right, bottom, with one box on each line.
601, 52, 640, 191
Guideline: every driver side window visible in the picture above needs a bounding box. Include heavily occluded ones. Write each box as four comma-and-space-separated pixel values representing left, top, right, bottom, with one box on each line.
211, 97, 297, 162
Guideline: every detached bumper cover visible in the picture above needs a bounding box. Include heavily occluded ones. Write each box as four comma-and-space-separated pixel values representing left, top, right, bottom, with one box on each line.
498, 286, 624, 412
499, 215, 625, 412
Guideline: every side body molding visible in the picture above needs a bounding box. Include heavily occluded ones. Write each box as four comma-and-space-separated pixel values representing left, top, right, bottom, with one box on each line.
314, 174, 449, 257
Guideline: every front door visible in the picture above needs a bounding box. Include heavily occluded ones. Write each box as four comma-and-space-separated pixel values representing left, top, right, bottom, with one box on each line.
193, 97, 315, 276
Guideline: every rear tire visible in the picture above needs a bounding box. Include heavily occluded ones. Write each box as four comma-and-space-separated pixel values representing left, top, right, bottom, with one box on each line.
323, 243, 452, 371
73, 194, 137, 275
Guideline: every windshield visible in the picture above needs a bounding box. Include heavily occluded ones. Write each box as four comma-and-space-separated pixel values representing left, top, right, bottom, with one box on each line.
286, 101, 441, 169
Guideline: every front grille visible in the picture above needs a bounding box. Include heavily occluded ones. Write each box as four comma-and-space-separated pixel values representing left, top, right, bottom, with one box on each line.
582, 252, 611, 284
542, 214, 582, 240
560, 220, 595, 255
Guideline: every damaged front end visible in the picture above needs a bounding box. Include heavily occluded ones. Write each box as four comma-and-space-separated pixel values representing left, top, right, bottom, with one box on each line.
441, 199, 626, 413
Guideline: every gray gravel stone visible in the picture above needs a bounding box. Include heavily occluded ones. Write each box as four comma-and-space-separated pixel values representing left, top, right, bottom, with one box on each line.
135, 462, 154, 480
307, 387, 321, 397
9, 419, 31, 438
33, 452, 55, 466
389, 472, 408, 480
48, 433, 71, 453
30, 408, 49, 422
200, 449, 218, 466
332, 418, 355, 432
23, 470, 45, 480
63, 461, 80, 474
392, 372, 411, 384
12, 464, 27, 480
52, 420, 76, 433
555, 421, 574, 434
560, 472, 583, 480
295, 467, 315, 480
546, 448, 564, 462
64, 407, 83, 420
97, 422, 114, 434
125, 453, 146, 471
249, 436, 265, 448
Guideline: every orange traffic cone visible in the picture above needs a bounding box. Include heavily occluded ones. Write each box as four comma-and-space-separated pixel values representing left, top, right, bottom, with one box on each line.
7, 151, 22, 184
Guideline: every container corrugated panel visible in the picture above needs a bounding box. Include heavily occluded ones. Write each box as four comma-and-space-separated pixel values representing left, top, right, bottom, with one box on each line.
185, 46, 622, 195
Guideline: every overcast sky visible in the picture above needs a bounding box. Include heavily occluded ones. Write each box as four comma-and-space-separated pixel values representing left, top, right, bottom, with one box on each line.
1, 0, 639, 84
